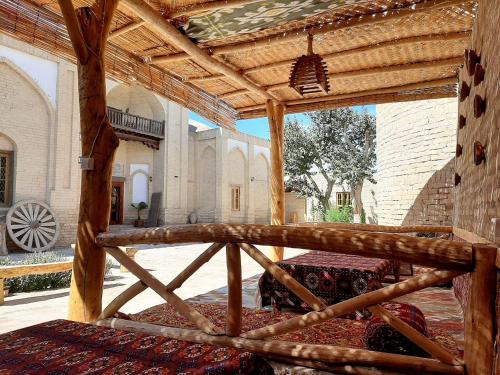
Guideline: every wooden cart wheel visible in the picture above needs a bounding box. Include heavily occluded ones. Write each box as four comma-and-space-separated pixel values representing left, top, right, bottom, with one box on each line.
6, 200, 60, 252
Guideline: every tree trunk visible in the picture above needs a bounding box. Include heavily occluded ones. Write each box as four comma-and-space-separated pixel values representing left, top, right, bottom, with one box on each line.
319, 197, 331, 221
351, 182, 364, 224
67, 7, 119, 322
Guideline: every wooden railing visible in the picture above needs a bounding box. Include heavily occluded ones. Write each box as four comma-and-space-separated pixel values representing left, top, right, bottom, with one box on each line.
94, 224, 497, 375
0, 261, 73, 304
107, 106, 165, 139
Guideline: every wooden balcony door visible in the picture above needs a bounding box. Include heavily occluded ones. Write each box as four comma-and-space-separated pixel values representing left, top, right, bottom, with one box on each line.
110, 181, 124, 225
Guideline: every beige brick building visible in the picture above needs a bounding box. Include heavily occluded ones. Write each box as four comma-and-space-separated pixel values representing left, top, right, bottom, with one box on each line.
362, 97, 457, 226
0, 35, 273, 249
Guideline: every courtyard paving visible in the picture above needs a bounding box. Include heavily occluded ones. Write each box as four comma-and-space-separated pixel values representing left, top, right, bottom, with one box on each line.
0, 243, 307, 333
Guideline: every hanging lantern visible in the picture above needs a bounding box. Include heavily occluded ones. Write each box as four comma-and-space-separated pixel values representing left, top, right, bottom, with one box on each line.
289, 34, 330, 96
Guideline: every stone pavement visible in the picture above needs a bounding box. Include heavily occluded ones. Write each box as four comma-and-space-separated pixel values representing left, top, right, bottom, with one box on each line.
0, 244, 306, 333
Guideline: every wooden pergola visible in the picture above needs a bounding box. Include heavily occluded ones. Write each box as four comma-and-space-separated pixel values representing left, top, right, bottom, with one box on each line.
1, 0, 498, 373
1, 0, 473, 316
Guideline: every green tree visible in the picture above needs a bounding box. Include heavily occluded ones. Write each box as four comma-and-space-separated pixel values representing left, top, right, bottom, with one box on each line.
284, 108, 376, 221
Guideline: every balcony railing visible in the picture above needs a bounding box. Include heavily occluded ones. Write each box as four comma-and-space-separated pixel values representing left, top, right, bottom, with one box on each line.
107, 107, 165, 139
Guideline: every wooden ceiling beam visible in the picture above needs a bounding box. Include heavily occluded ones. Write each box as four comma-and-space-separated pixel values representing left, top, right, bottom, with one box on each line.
186, 31, 470, 83
240, 91, 455, 119
168, 0, 262, 19
122, 0, 280, 103
219, 56, 462, 98
287, 77, 457, 106
149, 0, 470, 63
236, 77, 457, 114
109, 20, 146, 40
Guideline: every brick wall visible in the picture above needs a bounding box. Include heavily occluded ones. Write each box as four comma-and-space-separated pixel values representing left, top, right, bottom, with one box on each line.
0, 36, 81, 250
362, 97, 457, 226
454, 2, 499, 244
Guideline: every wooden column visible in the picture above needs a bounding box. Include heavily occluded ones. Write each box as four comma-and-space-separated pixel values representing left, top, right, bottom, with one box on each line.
267, 100, 285, 261
58, 0, 120, 322
463, 244, 497, 375
226, 243, 242, 336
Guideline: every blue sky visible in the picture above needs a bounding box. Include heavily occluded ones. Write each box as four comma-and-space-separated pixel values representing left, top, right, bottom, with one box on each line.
189, 105, 376, 140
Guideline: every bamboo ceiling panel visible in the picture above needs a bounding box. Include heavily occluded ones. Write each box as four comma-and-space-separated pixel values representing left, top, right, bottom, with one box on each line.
218, 7, 474, 71
0, 0, 476, 122
229, 64, 460, 108
138, 0, 474, 116
235, 41, 466, 86
0, 0, 237, 128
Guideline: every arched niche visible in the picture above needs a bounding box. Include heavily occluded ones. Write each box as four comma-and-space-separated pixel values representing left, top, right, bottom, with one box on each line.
254, 152, 270, 182
199, 146, 216, 213
107, 82, 165, 122
130, 169, 150, 204
228, 147, 246, 221
253, 153, 270, 223
0, 59, 52, 204
228, 147, 246, 185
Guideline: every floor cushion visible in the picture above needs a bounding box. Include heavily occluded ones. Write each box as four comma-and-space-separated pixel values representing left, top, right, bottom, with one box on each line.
364, 302, 429, 356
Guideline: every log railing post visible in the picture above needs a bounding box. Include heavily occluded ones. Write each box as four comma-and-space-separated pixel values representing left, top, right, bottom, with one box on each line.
267, 100, 286, 261
58, 0, 120, 322
104, 246, 221, 335
226, 243, 242, 336
463, 243, 497, 375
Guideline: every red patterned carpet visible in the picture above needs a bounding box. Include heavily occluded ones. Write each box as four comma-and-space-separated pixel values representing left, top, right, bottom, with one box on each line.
131, 301, 461, 358
0, 319, 273, 375
131, 269, 465, 357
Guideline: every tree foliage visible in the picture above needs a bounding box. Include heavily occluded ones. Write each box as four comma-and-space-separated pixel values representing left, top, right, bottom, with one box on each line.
284, 108, 376, 219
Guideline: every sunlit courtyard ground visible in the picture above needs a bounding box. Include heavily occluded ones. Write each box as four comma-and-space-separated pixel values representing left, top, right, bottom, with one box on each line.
0, 244, 307, 333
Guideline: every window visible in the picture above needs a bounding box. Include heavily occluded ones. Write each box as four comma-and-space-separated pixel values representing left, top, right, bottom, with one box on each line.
0, 151, 13, 207
231, 186, 241, 211
336, 192, 351, 207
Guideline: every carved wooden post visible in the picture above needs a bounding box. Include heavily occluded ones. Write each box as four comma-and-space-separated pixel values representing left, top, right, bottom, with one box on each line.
266, 100, 285, 261
58, 0, 119, 322
464, 243, 497, 375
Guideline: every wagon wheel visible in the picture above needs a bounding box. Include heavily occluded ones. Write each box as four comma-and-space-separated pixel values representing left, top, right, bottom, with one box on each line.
6, 200, 60, 252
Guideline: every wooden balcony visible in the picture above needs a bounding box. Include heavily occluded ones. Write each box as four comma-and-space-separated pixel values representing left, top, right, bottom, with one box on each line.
107, 106, 165, 149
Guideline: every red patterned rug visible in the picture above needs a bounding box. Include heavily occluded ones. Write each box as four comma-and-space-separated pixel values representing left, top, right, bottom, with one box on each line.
0, 319, 273, 375
182, 272, 465, 356
131, 302, 462, 358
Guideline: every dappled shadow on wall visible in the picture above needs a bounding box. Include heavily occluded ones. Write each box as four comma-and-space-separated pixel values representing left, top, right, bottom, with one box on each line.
402, 158, 455, 227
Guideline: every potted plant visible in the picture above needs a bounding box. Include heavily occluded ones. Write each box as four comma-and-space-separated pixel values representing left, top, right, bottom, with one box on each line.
131, 201, 148, 227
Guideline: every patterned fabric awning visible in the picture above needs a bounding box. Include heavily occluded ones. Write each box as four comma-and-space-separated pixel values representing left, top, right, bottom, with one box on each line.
184, 0, 364, 42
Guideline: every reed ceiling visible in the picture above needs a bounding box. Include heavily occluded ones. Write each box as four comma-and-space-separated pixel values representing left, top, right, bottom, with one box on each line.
0, 0, 475, 126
